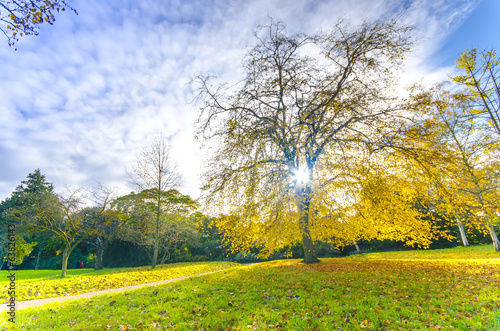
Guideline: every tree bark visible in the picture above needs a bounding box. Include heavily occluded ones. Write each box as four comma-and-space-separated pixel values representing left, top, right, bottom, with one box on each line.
486, 221, 500, 252
35, 242, 43, 270
456, 220, 469, 247
296, 184, 319, 264
354, 243, 362, 254
61, 246, 71, 278
152, 187, 162, 270
152, 236, 159, 269
94, 237, 104, 270
301, 223, 318, 263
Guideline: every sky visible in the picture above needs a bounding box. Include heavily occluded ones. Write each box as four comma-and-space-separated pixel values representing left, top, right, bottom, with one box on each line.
0, 0, 498, 203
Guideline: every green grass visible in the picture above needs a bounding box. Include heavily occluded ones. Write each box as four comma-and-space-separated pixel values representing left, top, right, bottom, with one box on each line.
3, 245, 500, 330
0, 266, 139, 283
355, 244, 500, 260
0, 262, 239, 301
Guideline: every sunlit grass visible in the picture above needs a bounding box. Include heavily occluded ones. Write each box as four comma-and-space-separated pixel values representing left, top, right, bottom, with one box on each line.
4, 245, 499, 330
355, 244, 499, 260
0, 262, 238, 301
0, 266, 134, 283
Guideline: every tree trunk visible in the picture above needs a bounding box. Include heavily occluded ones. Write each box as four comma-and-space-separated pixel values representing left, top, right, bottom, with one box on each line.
152, 188, 162, 270
354, 243, 362, 254
456, 220, 469, 247
296, 183, 319, 264
94, 237, 104, 270
486, 221, 500, 252
301, 225, 318, 263
35, 242, 43, 270
152, 237, 159, 269
61, 246, 71, 278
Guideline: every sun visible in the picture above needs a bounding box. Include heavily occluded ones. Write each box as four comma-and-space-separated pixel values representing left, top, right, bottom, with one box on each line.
292, 168, 309, 184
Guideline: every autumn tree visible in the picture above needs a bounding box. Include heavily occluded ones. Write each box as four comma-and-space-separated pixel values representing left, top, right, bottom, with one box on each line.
0, 0, 76, 48
425, 88, 500, 251
196, 20, 420, 263
127, 134, 183, 269
331, 155, 446, 250
112, 189, 198, 265
382, 100, 471, 247
452, 48, 500, 140
402, 85, 500, 251
20, 185, 115, 277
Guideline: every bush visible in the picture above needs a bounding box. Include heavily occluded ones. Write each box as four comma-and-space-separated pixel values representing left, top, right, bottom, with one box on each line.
314, 241, 342, 257
103, 240, 150, 268
201, 240, 225, 260
170, 255, 209, 263
232, 252, 262, 263
87, 253, 96, 266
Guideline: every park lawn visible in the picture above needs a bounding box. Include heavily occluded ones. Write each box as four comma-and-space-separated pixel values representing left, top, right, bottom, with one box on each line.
354, 244, 500, 261
5, 245, 499, 330
0, 262, 239, 302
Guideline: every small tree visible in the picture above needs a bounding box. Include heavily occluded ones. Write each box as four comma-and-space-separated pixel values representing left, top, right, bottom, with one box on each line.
112, 189, 197, 266
128, 134, 182, 269
20, 185, 115, 277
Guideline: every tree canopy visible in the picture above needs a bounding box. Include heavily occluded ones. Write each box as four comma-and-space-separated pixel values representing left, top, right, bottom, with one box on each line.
195, 20, 440, 262
451, 48, 500, 140
112, 189, 198, 265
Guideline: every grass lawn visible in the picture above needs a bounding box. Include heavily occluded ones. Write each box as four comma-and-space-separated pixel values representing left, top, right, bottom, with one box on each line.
2, 245, 500, 330
0, 262, 239, 301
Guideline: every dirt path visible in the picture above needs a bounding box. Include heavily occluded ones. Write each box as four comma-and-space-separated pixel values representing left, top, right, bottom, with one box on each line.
0, 272, 209, 312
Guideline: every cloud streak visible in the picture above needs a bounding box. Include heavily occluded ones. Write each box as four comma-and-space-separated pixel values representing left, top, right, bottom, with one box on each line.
0, 0, 483, 201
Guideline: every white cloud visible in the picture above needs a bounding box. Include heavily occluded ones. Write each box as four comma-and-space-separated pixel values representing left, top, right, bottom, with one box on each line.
0, 0, 483, 202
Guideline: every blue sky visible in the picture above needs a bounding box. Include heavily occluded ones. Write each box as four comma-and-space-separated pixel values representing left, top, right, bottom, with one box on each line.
0, 0, 498, 202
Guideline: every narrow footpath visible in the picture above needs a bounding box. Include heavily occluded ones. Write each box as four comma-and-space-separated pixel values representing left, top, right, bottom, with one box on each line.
1, 272, 209, 312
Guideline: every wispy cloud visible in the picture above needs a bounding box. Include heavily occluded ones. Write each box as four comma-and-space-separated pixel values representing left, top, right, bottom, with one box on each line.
0, 0, 483, 201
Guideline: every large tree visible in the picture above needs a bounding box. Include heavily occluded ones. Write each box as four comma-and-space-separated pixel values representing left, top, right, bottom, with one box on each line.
128, 134, 183, 269
196, 20, 417, 263
0, 0, 76, 48
411, 86, 500, 251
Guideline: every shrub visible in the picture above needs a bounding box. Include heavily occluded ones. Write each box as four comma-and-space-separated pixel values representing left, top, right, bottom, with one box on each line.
232, 252, 262, 263
170, 255, 209, 263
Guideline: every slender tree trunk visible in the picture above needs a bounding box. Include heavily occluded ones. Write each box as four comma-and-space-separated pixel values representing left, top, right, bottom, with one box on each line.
152, 188, 161, 269
486, 221, 500, 252
152, 235, 159, 269
35, 242, 43, 270
456, 220, 469, 247
61, 246, 72, 278
354, 243, 362, 254
94, 237, 104, 270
